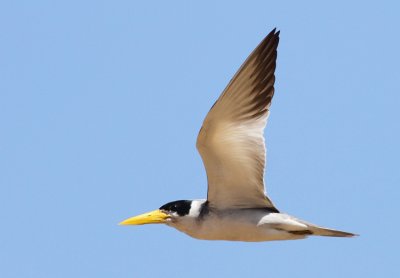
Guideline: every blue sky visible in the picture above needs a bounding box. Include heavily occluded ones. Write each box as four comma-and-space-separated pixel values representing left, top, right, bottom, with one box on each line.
1, 1, 399, 277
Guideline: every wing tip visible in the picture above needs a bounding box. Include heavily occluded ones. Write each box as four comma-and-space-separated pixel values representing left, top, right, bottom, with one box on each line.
270, 27, 280, 37
260, 28, 280, 51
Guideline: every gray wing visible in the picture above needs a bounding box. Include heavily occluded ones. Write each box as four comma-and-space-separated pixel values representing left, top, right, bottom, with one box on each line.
196, 29, 280, 210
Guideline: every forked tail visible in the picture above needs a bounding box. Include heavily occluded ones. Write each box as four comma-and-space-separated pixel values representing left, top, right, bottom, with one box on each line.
309, 225, 357, 237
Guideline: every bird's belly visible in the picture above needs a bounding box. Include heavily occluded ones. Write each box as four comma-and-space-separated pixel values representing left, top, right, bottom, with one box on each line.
193, 223, 286, 242
176, 212, 306, 242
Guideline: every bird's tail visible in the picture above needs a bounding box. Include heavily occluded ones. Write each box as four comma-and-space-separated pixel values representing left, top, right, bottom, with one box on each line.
308, 225, 357, 237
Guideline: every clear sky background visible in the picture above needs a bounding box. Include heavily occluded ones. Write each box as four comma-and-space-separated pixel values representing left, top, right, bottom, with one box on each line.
1, 1, 399, 277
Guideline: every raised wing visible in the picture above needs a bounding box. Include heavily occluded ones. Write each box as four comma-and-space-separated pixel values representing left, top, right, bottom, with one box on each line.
196, 29, 280, 210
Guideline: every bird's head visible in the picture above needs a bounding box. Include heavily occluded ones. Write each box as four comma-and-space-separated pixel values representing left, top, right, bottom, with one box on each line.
119, 200, 206, 226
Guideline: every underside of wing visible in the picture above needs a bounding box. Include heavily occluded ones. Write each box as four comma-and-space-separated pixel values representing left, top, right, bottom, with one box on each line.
196, 29, 280, 210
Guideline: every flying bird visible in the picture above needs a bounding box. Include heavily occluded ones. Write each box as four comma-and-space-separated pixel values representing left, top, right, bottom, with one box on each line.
120, 29, 356, 241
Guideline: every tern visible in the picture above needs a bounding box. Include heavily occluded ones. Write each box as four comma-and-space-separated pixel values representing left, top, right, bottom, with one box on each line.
120, 29, 356, 241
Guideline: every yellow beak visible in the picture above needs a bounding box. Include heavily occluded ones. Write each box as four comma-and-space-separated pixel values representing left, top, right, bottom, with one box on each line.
119, 209, 170, 225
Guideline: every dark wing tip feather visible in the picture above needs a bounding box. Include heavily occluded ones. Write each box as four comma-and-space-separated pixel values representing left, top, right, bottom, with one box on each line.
205, 28, 280, 122
242, 29, 279, 120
